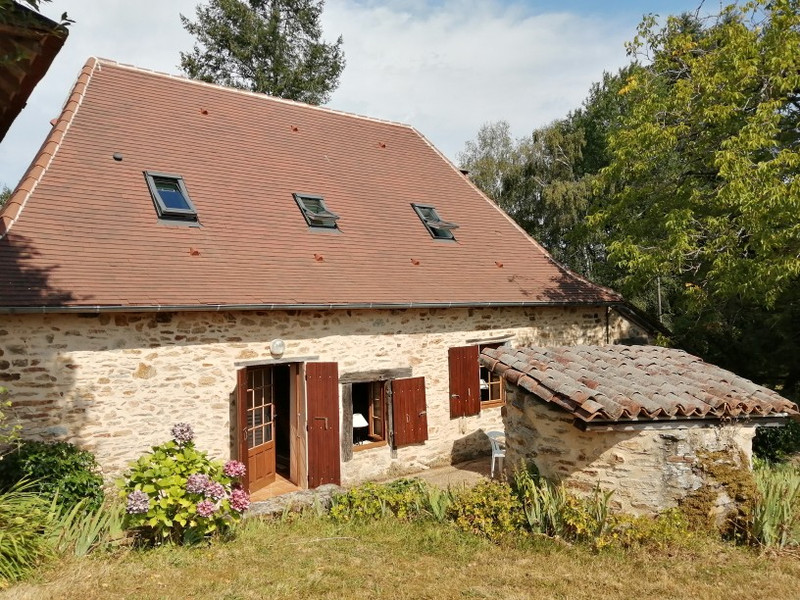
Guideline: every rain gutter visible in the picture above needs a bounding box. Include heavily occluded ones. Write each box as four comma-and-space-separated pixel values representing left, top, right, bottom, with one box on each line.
0, 300, 625, 315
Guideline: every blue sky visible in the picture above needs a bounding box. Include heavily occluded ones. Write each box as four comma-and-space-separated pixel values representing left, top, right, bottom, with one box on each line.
1, 0, 707, 188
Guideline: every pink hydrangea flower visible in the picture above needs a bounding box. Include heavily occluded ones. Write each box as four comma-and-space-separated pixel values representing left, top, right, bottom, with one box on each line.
196, 499, 217, 518
204, 481, 227, 501
126, 490, 150, 514
186, 473, 211, 494
230, 487, 250, 513
171, 422, 194, 445
223, 460, 246, 478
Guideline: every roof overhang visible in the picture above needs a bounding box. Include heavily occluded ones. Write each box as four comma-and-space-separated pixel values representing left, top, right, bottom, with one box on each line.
0, 1, 68, 142
574, 414, 792, 432
0, 299, 628, 315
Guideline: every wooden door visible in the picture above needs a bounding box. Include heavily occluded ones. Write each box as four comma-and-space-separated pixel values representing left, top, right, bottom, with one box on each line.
391, 376, 428, 447
306, 362, 341, 487
448, 346, 480, 417
238, 366, 276, 493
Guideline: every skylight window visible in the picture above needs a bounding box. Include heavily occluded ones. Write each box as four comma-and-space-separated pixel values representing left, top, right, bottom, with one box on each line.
144, 171, 198, 222
294, 193, 340, 229
412, 203, 458, 240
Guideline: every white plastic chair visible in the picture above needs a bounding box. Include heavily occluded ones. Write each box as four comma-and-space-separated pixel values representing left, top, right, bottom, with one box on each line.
486, 431, 506, 479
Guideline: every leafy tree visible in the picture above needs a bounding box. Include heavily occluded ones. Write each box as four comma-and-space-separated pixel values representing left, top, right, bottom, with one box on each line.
458, 66, 637, 280
593, 0, 800, 378
0, 185, 10, 208
180, 0, 345, 105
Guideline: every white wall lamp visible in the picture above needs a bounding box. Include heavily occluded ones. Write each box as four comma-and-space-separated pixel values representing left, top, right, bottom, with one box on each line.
269, 338, 286, 357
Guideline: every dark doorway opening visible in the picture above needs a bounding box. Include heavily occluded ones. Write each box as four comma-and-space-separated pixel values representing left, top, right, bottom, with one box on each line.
274, 363, 291, 478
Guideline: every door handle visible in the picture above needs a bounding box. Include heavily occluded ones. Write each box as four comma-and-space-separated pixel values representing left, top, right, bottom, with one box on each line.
418, 410, 427, 416
314, 416, 329, 430
451, 394, 460, 399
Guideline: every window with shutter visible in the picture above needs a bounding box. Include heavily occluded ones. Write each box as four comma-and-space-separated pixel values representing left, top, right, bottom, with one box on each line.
391, 376, 428, 447
449, 344, 506, 418
448, 345, 480, 418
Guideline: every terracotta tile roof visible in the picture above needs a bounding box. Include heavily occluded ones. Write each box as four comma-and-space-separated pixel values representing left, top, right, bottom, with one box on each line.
480, 345, 799, 422
0, 58, 621, 311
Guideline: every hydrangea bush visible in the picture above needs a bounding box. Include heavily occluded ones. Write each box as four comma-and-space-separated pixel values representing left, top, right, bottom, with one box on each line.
118, 423, 250, 545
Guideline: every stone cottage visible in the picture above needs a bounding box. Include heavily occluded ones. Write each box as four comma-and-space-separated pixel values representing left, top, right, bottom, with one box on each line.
0, 57, 652, 496
480, 345, 799, 514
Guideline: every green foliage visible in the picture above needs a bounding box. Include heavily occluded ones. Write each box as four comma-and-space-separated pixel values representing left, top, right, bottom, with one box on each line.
0, 387, 20, 456
754, 422, 800, 463
329, 478, 430, 523
447, 480, 523, 541
0, 481, 53, 585
0, 440, 104, 511
597, 0, 800, 346
750, 462, 800, 548
48, 498, 126, 557
607, 509, 697, 551
511, 467, 613, 543
0, 186, 10, 209
180, 0, 345, 105
118, 435, 247, 545
458, 65, 637, 282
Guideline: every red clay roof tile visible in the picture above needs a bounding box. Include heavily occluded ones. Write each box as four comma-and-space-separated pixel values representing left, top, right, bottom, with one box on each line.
0, 58, 621, 311
481, 345, 798, 422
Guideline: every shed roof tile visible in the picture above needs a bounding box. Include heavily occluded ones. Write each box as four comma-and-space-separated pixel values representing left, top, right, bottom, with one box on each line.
481, 345, 798, 422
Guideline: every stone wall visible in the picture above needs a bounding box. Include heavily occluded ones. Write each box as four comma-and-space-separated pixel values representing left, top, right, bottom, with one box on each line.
503, 386, 757, 515
0, 305, 646, 484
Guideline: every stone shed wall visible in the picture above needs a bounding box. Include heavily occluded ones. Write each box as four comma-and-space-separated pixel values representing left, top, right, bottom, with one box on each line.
503, 386, 756, 515
1, 305, 646, 484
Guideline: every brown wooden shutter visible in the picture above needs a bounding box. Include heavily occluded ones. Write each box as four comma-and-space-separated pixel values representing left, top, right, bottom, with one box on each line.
306, 362, 341, 487
391, 376, 428, 447
448, 345, 480, 418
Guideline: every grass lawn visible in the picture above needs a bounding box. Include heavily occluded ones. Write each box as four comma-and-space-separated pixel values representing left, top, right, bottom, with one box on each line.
3, 515, 800, 600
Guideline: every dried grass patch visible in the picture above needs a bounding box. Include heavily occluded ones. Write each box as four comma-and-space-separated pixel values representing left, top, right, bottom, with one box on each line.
3, 516, 800, 600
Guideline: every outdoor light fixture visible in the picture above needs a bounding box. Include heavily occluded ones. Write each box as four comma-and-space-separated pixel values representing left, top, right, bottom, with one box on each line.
269, 339, 286, 356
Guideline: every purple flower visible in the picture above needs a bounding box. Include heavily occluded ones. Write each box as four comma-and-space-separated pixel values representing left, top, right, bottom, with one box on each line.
204, 481, 226, 501
196, 499, 217, 518
126, 490, 150, 515
230, 487, 250, 513
186, 473, 210, 494
223, 460, 246, 478
171, 422, 194, 445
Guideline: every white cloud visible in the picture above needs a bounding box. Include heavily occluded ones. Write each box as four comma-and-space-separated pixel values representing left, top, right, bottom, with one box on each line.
0, 0, 665, 187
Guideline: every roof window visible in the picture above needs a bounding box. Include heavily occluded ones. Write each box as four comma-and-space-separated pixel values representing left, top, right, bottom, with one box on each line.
412, 203, 458, 240
144, 171, 198, 222
294, 193, 340, 229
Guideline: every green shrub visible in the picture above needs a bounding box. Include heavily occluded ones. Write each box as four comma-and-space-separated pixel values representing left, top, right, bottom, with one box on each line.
750, 463, 800, 548
447, 480, 523, 541
753, 421, 800, 463
118, 423, 249, 545
330, 479, 429, 523
511, 467, 613, 543
0, 440, 104, 510
0, 481, 54, 585
605, 509, 696, 550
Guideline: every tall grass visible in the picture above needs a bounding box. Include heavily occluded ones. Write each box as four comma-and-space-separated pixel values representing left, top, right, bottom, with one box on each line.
751, 463, 800, 548
48, 498, 127, 557
511, 468, 613, 541
0, 481, 53, 584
